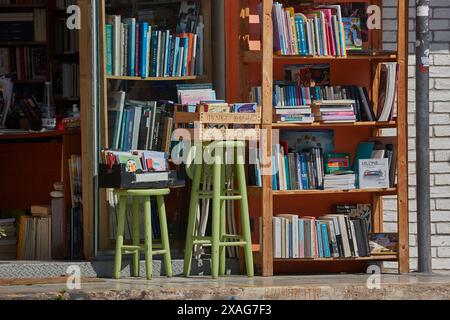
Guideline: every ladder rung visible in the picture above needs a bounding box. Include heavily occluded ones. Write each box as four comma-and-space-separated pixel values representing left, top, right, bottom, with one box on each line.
121, 245, 142, 251
222, 234, 242, 240
193, 240, 212, 245
220, 195, 242, 200
219, 241, 247, 247
151, 250, 167, 255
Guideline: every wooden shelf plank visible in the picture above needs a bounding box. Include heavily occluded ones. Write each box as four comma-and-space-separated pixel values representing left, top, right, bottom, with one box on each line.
0, 4, 46, 9
272, 121, 397, 129
13, 79, 47, 84
0, 41, 47, 46
272, 188, 398, 196
106, 75, 201, 81
273, 255, 398, 262
244, 51, 398, 64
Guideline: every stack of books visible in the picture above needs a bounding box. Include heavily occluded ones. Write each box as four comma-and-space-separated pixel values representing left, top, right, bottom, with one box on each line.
323, 172, 356, 190
269, 2, 347, 57
271, 211, 371, 259
105, 2, 204, 78
314, 100, 357, 123
0, 218, 17, 260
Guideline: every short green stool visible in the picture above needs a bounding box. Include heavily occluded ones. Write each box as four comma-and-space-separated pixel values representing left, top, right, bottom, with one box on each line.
113, 189, 172, 280
183, 141, 254, 279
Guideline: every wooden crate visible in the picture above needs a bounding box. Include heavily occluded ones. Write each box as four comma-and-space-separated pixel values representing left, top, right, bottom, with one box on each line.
173, 105, 261, 141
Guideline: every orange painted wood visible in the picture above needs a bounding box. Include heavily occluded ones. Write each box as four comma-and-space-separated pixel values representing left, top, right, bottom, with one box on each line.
396, 0, 410, 274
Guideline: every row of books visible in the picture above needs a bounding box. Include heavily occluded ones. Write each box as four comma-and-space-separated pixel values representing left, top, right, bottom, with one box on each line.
55, 18, 79, 54
0, 10, 46, 42
56, 0, 76, 10
272, 145, 355, 191
270, 2, 347, 57
54, 63, 79, 98
107, 91, 174, 153
17, 216, 51, 260
105, 15, 204, 78
0, 47, 47, 80
268, 131, 397, 191
0, 218, 17, 260
272, 212, 371, 259
250, 62, 398, 123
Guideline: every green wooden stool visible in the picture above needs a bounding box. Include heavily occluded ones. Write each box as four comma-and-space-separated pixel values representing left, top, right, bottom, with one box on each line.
183, 141, 254, 279
113, 189, 172, 280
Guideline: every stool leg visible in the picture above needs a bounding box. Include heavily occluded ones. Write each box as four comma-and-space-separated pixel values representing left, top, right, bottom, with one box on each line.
183, 163, 202, 277
219, 163, 227, 276
211, 159, 221, 279
236, 154, 255, 277
143, 197, 153, 280
131, 197, 141, 277
157, 195, 173, 278
114, 195, 127, 279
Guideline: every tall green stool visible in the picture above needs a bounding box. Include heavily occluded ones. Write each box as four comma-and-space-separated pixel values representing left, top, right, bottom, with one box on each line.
183, 141, 254, 279
113, 189, 172, 280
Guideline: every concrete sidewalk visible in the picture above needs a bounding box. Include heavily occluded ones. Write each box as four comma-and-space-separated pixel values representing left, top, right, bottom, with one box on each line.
1, 273, 450, 300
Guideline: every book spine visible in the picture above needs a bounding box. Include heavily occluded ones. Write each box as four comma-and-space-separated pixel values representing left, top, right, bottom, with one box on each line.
151, 31, 158, 77
127, 19, 136, 77
139, 22, 148, 78
105, 24, 113, 76
135, 22, 140, 77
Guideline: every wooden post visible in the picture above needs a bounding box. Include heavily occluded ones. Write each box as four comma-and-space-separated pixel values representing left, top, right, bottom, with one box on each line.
78, 0, 94, 259
397, 0, 410, 273
260, 0, 273, 277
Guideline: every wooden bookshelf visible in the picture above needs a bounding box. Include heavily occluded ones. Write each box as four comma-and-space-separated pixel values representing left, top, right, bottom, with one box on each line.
233, 0, 409, 276
106, 75, 202, 81
96, 0, 213, 252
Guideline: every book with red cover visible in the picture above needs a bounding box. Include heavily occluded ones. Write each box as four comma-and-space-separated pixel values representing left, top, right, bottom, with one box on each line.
178, 33, 195, 75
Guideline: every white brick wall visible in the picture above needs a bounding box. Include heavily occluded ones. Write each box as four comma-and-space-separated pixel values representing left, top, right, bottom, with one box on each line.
383, 0, 450, 270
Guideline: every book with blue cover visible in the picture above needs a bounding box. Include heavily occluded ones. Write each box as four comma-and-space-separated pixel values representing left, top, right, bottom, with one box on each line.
139, 22, 149, 78
124, 18, 136, 77
105, 24, 113, 75
321, 222, 331, 258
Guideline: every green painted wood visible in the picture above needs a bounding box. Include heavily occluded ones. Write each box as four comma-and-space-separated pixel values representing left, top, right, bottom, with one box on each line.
236, 150, 254, 277
144, 197, 153, 280
183, 141, 254, 278
115, 189, 170, 196
183, 163, 202, 276
157, 195, 173, 277
113, 195, 127, 279
132, 197, 141, 277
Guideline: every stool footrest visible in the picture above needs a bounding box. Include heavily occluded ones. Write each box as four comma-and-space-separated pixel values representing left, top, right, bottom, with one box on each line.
152, 249, 168, 255
219, 241, 247, 247
220, 195, 243, 200
121, 245, 142, 251
222, 234, 242, 240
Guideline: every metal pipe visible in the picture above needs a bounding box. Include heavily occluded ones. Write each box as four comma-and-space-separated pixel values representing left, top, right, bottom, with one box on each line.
415, 0, 432, 273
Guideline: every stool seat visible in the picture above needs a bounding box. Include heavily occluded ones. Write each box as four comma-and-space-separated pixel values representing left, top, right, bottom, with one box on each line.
113, 188, 172, 280
183, 141, 254, 279
115, 189, 171, 196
